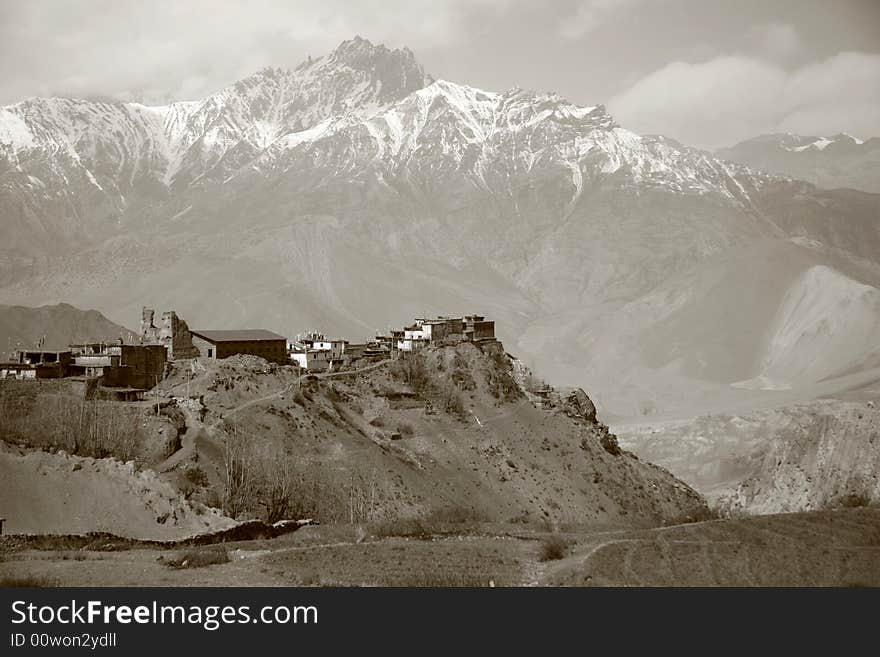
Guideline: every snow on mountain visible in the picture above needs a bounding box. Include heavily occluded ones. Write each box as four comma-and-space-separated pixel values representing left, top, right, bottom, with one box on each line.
717, 132, 880, 193
250, 77, 772, 208
0, 37, 430, 189
1, 37, 773, 215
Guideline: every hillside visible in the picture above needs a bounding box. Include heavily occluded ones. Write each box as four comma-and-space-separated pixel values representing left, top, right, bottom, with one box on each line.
0, 341, 708, 540
0, 442, 233, 539
717, 133, 880, 193
2, 37, 880, 417
152, 342, 708, 527
0, 302, 134, 355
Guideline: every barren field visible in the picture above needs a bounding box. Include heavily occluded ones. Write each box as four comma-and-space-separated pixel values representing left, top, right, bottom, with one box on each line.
2, 509, 878, 587
544, 508, 880, 586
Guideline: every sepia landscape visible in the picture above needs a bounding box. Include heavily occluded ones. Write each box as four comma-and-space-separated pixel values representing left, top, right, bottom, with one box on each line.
1, 3, 879, 587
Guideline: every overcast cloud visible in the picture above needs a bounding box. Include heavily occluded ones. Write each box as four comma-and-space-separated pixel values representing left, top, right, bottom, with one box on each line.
1, 0, 878, 148
609, 52, 880, 148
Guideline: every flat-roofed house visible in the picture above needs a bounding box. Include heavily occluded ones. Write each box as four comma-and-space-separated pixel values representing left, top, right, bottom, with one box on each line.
190, 329, 288, 364
289, 349, 332, 372
13, 350, 73, 378
69, 343, 167, 390
464, 315, 495, 342
312, 339, 349, 359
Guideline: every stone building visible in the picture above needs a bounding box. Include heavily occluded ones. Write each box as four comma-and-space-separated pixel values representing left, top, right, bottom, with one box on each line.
190, 329, 287, 364
463, 315, 495, 342
140, 308, 198, 359
7, 350, 73, 378
69, 343, 167, 390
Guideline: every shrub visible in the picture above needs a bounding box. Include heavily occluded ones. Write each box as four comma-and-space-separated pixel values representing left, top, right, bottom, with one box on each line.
0, 391, 142, 461
425, 506, 487, 524
539, 535, 571, 562
485, 349, 521, 401
662, 506, 718, 526
833, 492, 872, 509
369, 517, 432, 539
390, 354, 433, 398
220, 425, 379, 523
184, 466, 209, 488
398, 421, 415, 437
440, 381, 465, 417
166, 545, 230, 569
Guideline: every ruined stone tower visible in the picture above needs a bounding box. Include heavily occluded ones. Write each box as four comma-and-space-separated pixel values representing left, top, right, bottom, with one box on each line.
140, 307, 198, 360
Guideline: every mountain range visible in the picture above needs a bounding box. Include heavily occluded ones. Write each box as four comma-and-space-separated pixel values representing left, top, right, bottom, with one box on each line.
717, 133, 880, 194
1, 36, 879, 419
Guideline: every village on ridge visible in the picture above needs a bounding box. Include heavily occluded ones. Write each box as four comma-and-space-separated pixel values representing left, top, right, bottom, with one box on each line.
0, 308, 496, 400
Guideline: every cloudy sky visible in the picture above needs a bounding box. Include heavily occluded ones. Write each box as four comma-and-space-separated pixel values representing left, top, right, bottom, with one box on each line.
2, 0, 878, 148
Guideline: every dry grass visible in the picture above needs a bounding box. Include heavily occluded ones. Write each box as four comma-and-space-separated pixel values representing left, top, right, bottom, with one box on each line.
370, 506, 489, 539
369, 517, 432, 539
0, 385, 142, 461
0, 574, 58, 587
394, 570, 496, 587
165, 545, 230, 569
546, 508, 880, 586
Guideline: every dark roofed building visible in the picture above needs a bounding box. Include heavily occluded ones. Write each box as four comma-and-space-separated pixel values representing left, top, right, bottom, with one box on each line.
190, 329, 288, 364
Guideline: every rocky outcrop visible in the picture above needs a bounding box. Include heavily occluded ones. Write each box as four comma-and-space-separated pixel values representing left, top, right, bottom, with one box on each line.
716, 400, 880, 515
564, 388, 598, 423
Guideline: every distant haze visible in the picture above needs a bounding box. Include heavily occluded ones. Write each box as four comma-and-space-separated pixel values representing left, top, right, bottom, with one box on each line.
1, 0, 879, 148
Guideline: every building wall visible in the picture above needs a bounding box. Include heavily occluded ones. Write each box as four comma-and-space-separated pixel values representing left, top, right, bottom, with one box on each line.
404, 327, 430, 341
141, 307, 198, 360
398, 338, 427, 352
120, 344, 167, 388
73, 355, 118, 368
290, 350, 331, 371
191, 335, 217, 359
443, 318, 464, 335
471, 321, 495, 341
161, 312, 199, 359
312, 340, 346, 358
192, 336, 287, 364
1, 366, 36, 380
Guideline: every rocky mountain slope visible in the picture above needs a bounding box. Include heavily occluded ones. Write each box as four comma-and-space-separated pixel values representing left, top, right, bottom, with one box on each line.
717, 132, 880, 193
717, 400, 880, 515
2, 37, 879, 417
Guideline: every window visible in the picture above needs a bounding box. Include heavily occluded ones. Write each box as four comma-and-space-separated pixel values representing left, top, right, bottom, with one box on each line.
208, 348, 213, 358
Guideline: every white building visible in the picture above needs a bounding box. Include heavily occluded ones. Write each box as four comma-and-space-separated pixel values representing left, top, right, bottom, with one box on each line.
312, 339, 348, 359
289, 349, 332, 371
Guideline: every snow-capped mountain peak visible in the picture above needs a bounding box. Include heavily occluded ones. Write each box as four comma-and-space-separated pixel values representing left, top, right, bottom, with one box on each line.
0, 35, 779, 250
